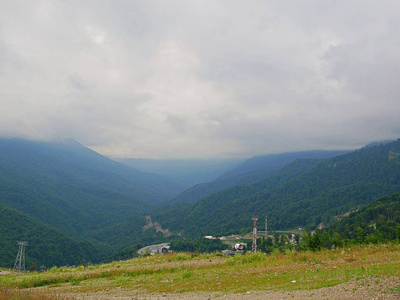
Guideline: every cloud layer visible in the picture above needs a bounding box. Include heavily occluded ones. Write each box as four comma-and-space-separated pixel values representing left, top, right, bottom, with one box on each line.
1, 1, 400, 158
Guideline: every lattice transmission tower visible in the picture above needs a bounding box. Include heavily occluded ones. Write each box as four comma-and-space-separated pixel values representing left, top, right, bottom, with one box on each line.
13, 241, 28, 273
252, 216, 258, 253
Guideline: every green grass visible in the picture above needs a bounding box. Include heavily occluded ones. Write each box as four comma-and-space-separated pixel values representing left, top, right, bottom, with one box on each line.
1, 244, 399, 298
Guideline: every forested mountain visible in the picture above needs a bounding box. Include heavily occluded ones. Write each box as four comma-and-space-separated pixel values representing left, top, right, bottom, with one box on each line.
114, 158, 244, 187
151, 140, 400, 237
151, 158, 324, 235
323, 193, 400, 243
0, 204, 103, 268
0, 138, 185, 262
0, 139, 184, 205
170, 150, 350, 204
1, 137, 399, 268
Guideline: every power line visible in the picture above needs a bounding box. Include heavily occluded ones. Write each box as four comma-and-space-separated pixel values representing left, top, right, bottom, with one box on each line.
252, 216, 258, 253
13, 241, 28, 273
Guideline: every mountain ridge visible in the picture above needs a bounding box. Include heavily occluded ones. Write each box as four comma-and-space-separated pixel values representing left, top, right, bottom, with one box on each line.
151, 140, 400, 237
0, 138, 184, 240
170, 150, 351, 204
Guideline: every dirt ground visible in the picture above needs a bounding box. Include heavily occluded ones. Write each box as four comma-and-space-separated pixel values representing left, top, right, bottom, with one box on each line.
56, 277, 400, 300
0, 270, 12, 275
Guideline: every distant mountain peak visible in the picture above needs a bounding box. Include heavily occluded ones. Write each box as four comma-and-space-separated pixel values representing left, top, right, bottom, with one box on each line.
50, 138, 85, 148
362, 139, 395, 149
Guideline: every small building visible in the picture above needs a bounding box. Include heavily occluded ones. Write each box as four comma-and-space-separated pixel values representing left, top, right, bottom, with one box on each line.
160, 245, 171, 254
137, 243, 170, 256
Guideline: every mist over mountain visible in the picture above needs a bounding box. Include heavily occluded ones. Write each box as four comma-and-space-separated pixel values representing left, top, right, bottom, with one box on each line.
0, 138, 184, 208
113, 158, 244, 187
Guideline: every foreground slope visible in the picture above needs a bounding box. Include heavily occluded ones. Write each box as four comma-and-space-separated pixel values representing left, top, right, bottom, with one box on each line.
152, 140, 400, 237
1, 245, 399, 299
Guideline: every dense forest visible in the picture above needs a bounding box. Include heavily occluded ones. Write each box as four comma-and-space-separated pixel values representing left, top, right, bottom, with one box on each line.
0, 138, 183, 267
322, 193, 400, 245
170, 150, 349, 204
151, 140, 400, 238
0, 204, 103, 268
254, 194, 400, 253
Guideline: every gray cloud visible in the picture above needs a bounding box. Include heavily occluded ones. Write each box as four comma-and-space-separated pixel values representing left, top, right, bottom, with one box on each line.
0, 0, 399, 158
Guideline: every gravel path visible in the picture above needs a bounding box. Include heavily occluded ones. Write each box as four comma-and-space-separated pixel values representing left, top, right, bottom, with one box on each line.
57, 277, 400, 300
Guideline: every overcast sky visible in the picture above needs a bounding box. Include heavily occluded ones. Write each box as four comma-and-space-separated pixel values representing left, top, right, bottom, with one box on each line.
1, 1, 400, 159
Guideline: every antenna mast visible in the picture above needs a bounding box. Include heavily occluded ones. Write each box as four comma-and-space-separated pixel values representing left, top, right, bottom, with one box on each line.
252, 216, 258, 253
13, 241, 28, 273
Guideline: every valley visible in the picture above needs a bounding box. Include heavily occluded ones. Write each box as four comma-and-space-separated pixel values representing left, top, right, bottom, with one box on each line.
0, 138, 400, 272
3, 2, 400, 298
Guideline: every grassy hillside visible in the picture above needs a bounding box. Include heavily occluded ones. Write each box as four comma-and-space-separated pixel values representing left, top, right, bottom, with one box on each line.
0, 245, 399, 299
152, 140, 400, 237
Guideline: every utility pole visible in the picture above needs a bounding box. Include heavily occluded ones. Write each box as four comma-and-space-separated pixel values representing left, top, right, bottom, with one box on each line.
265, 216, 268, 237
13, 241, 28, 273
252, 216, 258, 253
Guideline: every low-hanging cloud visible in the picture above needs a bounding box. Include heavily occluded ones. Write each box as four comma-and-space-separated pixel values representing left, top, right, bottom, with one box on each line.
1, 0, 399, 159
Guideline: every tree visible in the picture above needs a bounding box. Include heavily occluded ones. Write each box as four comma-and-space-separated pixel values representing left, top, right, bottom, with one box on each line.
357, 227, 364, 244
332, 232, 344, 248
396, 224, 400, 241
307, 233, 321, 252
29, 261, 37, 272
274, 233, 280, 245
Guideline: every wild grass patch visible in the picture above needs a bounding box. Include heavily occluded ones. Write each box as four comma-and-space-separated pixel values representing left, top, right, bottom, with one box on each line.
0, 245, 399, 297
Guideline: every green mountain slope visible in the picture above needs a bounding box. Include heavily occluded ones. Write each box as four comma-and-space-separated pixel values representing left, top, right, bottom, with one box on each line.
152, 140, 400, 237
324, 193, 400, 243
0, 139, 184, 238
0, 138, 188, 266
0, 204, 103, 268
0, 139, 184, 204
151, 158, 323, 236
171, 150, 350, 204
